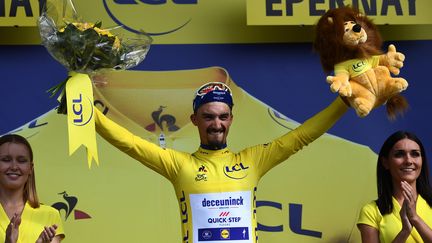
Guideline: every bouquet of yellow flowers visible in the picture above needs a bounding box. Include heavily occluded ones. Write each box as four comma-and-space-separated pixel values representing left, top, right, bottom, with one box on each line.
38, 0, 152, 114
38, 0, 152, 166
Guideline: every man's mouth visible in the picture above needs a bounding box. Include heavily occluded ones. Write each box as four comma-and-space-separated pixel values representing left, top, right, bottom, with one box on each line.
207, 129, 224, 135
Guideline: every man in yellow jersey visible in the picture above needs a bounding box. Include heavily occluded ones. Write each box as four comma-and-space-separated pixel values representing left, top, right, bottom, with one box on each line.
95, 81, 349, 243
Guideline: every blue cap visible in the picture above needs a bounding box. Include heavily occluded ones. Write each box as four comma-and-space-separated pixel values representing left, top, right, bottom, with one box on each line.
193, 82, 233, 112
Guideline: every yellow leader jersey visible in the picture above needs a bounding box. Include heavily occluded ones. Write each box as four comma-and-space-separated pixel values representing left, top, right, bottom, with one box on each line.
334, 56, 380, 78
0, 202, 65, 243
95, 97, 347, 243
358, 196, 432, 243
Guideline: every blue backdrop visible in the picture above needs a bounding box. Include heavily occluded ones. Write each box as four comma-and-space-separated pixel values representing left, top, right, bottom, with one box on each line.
1, 41, 430, 162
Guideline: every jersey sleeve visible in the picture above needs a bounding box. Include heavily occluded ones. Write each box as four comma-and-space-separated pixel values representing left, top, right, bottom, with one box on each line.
247, 97, 348, 177
95, 108, 182, 181
357, 201, 380, 229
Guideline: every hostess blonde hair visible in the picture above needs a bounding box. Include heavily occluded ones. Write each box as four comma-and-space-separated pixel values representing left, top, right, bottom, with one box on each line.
0, 134, 40, 208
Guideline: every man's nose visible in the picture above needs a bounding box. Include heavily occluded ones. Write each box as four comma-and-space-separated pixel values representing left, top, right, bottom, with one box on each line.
213, 118, 223, 128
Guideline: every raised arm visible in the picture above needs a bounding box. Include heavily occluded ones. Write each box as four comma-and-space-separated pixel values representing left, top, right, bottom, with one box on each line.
94, 108, 181, 180
255, 96, 348, 175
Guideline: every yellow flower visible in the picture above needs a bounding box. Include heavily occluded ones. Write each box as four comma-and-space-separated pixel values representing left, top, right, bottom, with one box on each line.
59, 22, 121, 50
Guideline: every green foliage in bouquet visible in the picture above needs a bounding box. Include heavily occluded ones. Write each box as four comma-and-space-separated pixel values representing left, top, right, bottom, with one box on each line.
39, 0, 152, 115
53, 22, 127, 71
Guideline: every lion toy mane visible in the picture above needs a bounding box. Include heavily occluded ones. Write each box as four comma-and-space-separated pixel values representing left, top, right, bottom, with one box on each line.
314, 6, 408, 119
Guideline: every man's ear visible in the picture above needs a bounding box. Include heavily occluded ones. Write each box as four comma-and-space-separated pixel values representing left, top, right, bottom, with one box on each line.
190, 114, 197, 126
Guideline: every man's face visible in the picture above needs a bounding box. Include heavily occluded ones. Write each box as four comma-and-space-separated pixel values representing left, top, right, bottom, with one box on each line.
191, 102, 233, 148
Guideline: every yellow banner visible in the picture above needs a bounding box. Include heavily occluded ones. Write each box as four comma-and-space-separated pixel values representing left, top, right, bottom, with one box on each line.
247, 0, 432, 25
65, 73, 99, 167
0, 0, 39, 26
2, 0, 432, 44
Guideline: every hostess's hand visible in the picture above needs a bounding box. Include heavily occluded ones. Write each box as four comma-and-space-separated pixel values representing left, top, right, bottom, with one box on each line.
5, 214, 21, 243
401, 181, 419, 222
392, 200, 413, 243
35, 224, 58, 243
400, 199, 413, 232
400, 181, 432, 242
380, 44, 405, 75
326, 73, 352, 97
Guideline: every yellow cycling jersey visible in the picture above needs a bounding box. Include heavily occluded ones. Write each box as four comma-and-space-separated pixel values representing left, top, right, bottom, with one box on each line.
95, 97, 347, 243
334, 55, 380, 78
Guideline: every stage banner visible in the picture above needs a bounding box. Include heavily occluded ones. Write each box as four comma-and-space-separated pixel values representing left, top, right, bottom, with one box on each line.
10, 67, 377, 242
1, 0, 432, 44
247, 0, 432, 25
0, 0, 39, 26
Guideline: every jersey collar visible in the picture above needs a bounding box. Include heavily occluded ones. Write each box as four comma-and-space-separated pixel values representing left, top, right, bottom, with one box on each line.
200, 143, 227, 150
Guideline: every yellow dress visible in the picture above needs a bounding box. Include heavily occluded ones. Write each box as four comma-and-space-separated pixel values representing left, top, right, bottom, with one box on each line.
0, 202, 65, 243
358, 196, 432, 243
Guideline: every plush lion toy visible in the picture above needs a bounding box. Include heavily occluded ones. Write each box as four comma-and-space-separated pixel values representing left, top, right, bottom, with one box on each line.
314, 6, 409, 119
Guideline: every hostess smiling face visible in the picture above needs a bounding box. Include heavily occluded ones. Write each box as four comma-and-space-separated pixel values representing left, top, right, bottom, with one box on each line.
0, 139, 33, 192
378, 131, 430, 193
382, 138, 423, 185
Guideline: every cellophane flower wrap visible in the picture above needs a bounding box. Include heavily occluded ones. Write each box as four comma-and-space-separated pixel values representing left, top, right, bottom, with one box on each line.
38, 0, 152, 114
37, 0, 152, 167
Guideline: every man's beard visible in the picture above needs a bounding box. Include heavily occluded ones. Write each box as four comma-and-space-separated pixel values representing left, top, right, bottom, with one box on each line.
207, 140, 225, 150
206, 127, 226, 149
